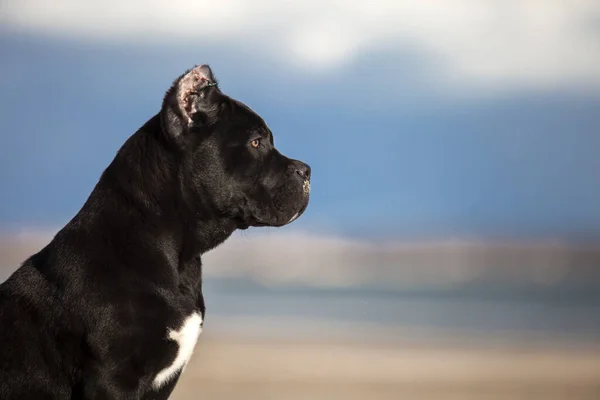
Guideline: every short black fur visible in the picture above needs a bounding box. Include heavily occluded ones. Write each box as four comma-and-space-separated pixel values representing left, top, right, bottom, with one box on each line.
0, 64, 310, 399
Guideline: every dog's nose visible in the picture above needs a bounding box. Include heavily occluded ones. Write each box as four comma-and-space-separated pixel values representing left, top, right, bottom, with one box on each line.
291, 161, 311, 180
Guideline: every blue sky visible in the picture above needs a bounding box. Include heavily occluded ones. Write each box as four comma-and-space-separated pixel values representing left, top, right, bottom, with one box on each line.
1, 1, 600, 240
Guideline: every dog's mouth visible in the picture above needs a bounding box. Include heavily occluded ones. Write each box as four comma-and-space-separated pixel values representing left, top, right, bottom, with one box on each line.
250, 201, 308, 228
287, 212, 300, 224
283, 198, 309, 225
235, 179, 310, 229
280, 195, 310, 226
275, 178, 310, 226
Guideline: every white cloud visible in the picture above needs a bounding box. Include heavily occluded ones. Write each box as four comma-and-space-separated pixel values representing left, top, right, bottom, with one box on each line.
4, 0, 600, 89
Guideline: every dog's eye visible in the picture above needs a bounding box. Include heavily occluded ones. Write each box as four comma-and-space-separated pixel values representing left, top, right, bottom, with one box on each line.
250, 139, 260, 148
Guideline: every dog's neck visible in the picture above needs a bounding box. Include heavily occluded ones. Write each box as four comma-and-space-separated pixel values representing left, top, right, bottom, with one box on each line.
65, 115, 237, 270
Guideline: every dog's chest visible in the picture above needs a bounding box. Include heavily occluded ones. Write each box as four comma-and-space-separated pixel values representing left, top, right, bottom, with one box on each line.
152, 312, 203, 388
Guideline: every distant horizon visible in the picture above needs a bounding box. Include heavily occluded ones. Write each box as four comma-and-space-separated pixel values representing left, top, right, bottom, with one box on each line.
2, 224, 600, 244
3, 229, 600, 289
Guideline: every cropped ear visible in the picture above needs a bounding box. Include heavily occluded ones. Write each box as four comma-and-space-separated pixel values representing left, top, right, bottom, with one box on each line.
161, 64, 220, 138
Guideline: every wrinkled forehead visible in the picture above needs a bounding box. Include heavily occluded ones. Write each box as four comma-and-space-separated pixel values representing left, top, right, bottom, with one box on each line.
228, 98, 271, 135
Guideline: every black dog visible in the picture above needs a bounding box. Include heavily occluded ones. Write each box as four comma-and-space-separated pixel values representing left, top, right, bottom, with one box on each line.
0, 65, 310, 399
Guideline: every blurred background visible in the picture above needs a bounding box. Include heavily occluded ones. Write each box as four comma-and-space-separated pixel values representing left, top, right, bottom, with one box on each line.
2, 1, 600, 399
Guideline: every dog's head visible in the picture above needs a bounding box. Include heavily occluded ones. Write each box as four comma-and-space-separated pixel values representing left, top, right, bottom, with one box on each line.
159, 65, 310, 229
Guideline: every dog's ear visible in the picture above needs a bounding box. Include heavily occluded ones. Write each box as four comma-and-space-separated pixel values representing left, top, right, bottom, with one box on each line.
161, 65, 220, 138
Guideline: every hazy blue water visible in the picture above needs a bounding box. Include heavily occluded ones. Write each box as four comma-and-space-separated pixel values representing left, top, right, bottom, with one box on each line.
204, 277, 600, 341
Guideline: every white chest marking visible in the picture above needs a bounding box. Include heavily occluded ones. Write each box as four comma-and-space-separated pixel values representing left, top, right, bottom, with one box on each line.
153, 312, 203, 388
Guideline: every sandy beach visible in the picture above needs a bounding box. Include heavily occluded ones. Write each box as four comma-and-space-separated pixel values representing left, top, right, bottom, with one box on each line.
172, 333, 600, 400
